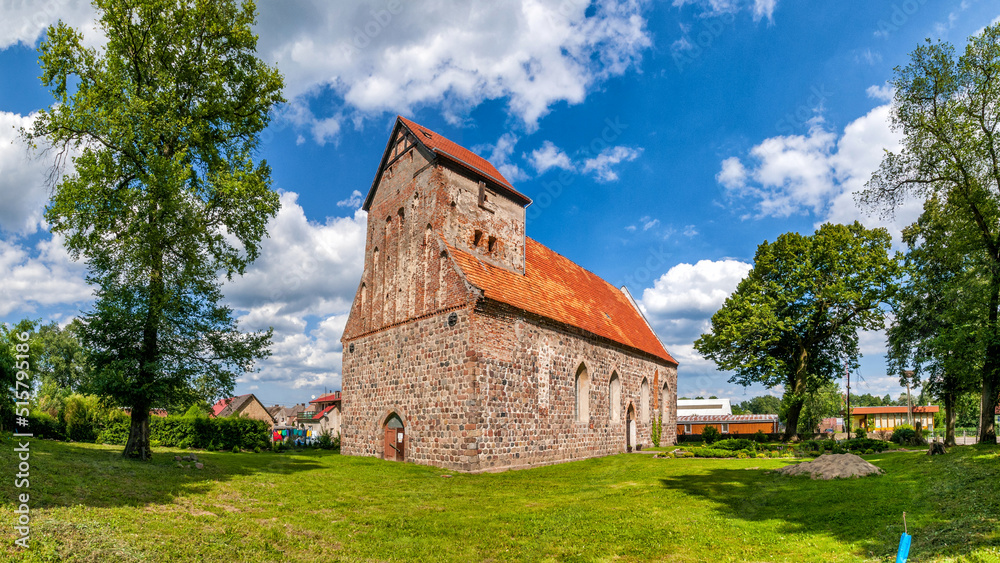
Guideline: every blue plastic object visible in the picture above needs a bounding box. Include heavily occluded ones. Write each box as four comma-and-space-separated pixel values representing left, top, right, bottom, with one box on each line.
896, 532, 911, 563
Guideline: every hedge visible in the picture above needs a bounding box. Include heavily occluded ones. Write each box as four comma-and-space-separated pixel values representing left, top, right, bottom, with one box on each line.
97, 414, 270, 451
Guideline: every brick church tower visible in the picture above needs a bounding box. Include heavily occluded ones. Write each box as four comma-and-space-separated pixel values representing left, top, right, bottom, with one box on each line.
341, 117, 677, 472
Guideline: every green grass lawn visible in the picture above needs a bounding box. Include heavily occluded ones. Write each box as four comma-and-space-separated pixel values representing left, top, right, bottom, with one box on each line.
2, 438, 999, 562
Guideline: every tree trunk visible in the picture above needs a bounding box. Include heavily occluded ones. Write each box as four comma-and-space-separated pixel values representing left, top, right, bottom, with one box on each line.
782, 395, 805, 441
978, 271, 1000, 445
123, 404, 152, 460
944, 391, 957, 447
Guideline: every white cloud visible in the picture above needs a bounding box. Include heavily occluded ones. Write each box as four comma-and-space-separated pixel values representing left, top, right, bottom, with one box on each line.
224, 191, 367, 402
716, 156, 747, 190
581, 145, 642, 182
638, 259, 754, 395
0, 233, 91, 317
0, 0, 100, 49
337, 190, 364, 208
0, 112, 53, 235
256, 0, 653, 136
718, 98, 922, 241
866, 84, 893, 102
475, 133, 528, 182
641, 216, 660, 231
671, 0, 777, 22
528, 140, 574, 174
752, 0, 777, 22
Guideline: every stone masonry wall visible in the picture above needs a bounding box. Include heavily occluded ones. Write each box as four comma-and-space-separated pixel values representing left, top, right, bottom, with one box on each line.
470, 301, 677, 472
341, 308, 482, 471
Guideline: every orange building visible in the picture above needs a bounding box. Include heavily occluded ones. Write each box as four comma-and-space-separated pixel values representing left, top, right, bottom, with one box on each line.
677, 414, 779, 436
850, 406, 938, 432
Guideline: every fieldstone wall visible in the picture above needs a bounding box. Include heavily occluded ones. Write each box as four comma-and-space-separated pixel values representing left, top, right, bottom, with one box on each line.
470, 301, 677, 472
342, 307, 483, 471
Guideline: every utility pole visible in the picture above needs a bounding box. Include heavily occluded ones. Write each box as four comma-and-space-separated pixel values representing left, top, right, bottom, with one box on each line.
845, 360, 851, 435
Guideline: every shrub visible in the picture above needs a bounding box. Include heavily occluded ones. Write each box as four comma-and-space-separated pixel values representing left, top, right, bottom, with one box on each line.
232, 445, 240, 453
254, 446, 261, 454
841, 438, 891, 453
701, 425, 721, 444
753, 430, 767, 443
651, 414, 662, 447
892, 424, 917, 445
29, 411, 65, 441
854, 426, 867, 439
736, 451, 749, 459
712, 438, 755, 452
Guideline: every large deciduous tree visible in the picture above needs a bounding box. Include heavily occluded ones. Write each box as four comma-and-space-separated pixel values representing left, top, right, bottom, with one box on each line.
887, 197, 984, 446
24, 0, 284, 459
861, 24, 1000, 443
695, 222, 898, 440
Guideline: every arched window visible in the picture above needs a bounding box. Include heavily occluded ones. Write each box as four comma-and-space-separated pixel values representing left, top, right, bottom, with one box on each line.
574, 363, 590, 423
641, 378, 650, 424
608, 372, 621, 421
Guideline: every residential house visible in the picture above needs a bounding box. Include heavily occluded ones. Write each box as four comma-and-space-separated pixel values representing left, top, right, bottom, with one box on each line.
210, 394, 275, 428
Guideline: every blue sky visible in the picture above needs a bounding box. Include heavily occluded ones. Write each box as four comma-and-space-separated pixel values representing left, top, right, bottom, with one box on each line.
1, 0, 997, 407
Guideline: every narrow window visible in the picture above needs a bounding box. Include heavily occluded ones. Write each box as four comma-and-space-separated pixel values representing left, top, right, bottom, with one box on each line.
722, 423, 729, 434
473, 229, 483, 247
608, 372, 621, 421
487, 236, 497, 253
575, 364, 590, 423
684, 424, 691, 434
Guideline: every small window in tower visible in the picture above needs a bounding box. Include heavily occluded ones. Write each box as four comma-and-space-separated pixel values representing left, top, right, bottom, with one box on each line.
473, 229, 483, 247
487, 236, 497, 253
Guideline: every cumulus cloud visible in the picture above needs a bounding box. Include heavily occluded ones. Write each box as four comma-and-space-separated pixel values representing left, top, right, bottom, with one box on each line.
475, 133, 529, 182
255, 0, 653, 137
0, 234, 91, 317
717, 98, 921, 241
224, 191, 367, 403
0, 112, 54, 235
638, 259, 753, 394
528, 140, 574, 174
581, 145, 642, 182
337, 189, 364, 208
0, 0, 100, 49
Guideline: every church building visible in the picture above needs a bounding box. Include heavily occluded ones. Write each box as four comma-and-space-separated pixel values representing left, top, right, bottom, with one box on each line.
341, 117, 678, 472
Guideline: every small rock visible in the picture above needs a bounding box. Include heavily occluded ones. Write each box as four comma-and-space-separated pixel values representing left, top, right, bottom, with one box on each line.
195, 462, 204, 470
182, 455, 191, 461
176, 461, 182, 468
174, 455, 182, 462
190, 454, 197, 461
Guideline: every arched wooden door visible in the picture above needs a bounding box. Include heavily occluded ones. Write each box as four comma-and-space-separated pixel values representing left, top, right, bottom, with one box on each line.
384, 413, 404, 461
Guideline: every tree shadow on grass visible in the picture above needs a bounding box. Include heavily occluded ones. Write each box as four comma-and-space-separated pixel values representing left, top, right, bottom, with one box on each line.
1, 438, 326, 510
658, 450, 1000, 562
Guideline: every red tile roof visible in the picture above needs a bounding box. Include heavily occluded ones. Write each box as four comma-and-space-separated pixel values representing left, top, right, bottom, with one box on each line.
313, 405, 336, 420
396, 116, 521, 193
447, 238, 676, 365
678, 414, 778, 423
851, 406, 939, 414
310, 392, 342, 404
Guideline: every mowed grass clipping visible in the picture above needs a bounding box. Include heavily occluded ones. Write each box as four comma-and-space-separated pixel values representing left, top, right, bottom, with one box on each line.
1, 439, 999, 562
